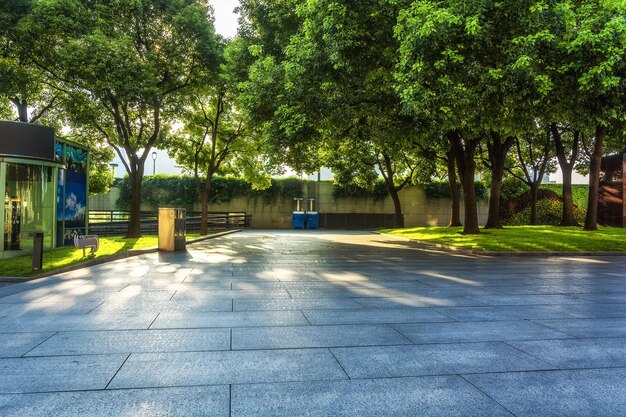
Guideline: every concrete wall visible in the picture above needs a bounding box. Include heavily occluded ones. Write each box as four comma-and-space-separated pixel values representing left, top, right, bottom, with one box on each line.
89, 187, 121, 211
88, 182, 489, 229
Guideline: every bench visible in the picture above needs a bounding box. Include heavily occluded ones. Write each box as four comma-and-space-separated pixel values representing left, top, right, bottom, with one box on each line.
74, 235, 99, 256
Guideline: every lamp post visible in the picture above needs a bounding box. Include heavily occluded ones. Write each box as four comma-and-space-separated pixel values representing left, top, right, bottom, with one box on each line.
109, 163, 118, 177
151, 151, 157, 175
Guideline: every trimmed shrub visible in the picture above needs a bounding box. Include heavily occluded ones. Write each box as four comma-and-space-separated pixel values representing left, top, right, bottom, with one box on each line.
332, 179, 388, 201
501, 188, 562, 222
423, 181, 488, 200
115, 175, 311, 210
503, 187, 587, 226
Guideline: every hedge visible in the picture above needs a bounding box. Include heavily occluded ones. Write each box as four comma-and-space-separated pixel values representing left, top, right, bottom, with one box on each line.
116, 175, 310, 210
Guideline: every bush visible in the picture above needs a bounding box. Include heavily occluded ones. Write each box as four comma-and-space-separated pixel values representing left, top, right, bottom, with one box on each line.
502, 187, 587, 226
115, 175, 310, 210
332, 179, 388, 201
501, 188, 562, 222
501, 177, 527, 199
423, 181, 488, 200
508, 199, 562, 225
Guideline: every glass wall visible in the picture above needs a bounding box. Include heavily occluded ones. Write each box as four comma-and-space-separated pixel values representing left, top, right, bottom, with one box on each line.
3, 162, 55, 258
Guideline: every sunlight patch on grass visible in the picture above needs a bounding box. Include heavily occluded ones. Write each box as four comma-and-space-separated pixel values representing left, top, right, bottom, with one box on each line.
383, 226, 626, 252
0, 233, 203, 278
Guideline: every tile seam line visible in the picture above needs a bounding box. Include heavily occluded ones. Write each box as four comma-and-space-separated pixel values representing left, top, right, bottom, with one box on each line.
19, 331, 58, 357
526, 319, 581, 338
147, 313, 161, 330
84, 301, 107, 315
104, 353, 131, 390
4, 366, 626, 396
386, 323, 417, 345
499, 340, 559, 368
327, 347, 351, 380
228, 384, 232, 417
458, 374, 518, 417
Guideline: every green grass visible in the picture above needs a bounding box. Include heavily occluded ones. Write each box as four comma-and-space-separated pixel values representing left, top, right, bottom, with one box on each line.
0, 233, 202, 278
383, 226, 626, 252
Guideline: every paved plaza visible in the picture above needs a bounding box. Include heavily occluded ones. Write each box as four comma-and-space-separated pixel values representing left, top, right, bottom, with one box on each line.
1, 230, 626, 416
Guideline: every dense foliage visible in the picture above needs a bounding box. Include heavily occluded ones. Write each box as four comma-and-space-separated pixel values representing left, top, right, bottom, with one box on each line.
2, 0, 625, 234
116, 175, 311, 210
423, 181, 487, 201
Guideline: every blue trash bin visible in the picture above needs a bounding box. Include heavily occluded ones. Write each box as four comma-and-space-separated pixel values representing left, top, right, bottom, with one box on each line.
292, 211, 306, 229
306, 211, 319, 229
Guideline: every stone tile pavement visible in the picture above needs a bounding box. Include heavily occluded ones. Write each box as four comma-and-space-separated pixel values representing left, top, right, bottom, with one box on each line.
0, 230, 625, 416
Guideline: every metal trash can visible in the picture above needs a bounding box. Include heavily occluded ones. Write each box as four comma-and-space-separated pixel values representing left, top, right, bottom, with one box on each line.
32, 232, 44, 270
292, 211, 306, 229
306, 211, 319, 229
305, 197, 318, 229
158, 208, 186, 252
292, 197, 306, 229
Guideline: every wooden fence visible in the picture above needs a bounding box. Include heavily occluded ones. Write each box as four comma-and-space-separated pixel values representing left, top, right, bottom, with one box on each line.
88, 210, 252, 236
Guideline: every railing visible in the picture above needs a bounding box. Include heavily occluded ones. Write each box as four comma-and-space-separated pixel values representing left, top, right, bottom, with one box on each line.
88, 210, 252, 237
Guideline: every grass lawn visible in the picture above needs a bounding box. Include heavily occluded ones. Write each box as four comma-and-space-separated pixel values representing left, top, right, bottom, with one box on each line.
0, 233, 202, 278
383, 226, 626, 252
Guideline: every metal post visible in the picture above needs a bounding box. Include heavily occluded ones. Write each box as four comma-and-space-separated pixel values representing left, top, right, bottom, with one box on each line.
32, 232, 44, 270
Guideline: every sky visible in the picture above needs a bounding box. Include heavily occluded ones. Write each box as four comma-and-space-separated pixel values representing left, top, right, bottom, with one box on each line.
211, 0, 240, 39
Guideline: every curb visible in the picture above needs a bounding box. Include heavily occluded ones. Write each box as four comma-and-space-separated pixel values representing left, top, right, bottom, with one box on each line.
376, 232, 626, 257
0, 229, 242, 284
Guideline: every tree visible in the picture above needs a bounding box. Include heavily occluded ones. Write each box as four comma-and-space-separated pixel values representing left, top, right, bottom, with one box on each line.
322, 118, 427, 228
551, 125, 581, 225
21, 0, 220, 237
234, 0, 316, 172
515, 0, 626, 230
482, 134, 516, 228
167, 86, 270, 234
416, 137, 462, 227
508, 130, 556, 225
0, 0, 64, 125
570, 1, 626, 231
236, 0, 426, 228
395, 0, 546, 233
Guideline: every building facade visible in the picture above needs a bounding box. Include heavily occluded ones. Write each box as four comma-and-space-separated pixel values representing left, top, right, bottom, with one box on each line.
0, 121, 88, 259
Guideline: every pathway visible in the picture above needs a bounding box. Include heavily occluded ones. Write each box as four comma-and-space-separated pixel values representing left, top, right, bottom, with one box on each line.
1, 230, 626, 416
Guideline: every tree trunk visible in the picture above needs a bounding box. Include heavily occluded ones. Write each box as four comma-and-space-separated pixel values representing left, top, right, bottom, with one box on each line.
484, 135, 514, 229
446, 150, 462, 227
529, 183, 539, 225
560, 165, 577, 226
584, 125, 608, 231
450, 133, 480, 234
485, 174, 504, 229
200, 190, 209, 236
10, 98, 28, 123
389, 187, 404, 228
200, 174, 214, 236
552, 125, 579, 226
127, 171, 143, 238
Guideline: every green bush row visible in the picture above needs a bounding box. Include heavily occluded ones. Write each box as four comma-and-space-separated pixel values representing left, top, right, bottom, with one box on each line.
422, 181, 488, 201
115, 175, 310, 210
114, 175, 490, 209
